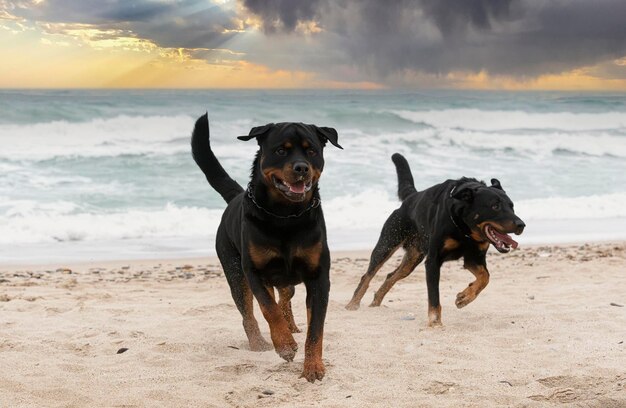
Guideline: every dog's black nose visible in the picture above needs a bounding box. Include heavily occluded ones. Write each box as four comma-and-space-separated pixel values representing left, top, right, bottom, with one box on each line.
293, 162, 309, 175
515, 219, 525, 235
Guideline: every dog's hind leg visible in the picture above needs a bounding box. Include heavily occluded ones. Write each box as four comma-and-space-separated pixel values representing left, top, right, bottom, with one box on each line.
346, 209, 407, 310
370, 245, 424, 307
218, 242, 272, 352
278, 286, 301, 333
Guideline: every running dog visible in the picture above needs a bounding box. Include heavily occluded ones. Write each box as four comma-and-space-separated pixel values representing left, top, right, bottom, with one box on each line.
191, 114, 341, 382
345, 153, 525, 326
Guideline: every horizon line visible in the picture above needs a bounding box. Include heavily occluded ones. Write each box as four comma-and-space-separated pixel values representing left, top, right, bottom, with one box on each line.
2, 87, 625, 93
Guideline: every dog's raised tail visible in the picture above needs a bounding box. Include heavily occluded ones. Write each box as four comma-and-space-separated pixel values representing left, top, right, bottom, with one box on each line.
191, 113, 243, 203
391, 153, 417, 201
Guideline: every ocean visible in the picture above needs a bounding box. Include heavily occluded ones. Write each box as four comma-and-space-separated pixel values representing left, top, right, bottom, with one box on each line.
1, 89, 625, 264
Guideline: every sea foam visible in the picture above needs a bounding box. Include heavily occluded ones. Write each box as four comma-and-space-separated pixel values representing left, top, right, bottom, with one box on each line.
1, 192, 624, 245
390, 108, 626, 131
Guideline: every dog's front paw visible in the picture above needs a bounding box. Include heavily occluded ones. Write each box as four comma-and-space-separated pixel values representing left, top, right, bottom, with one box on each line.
345, 301, 360, 311
455, 289, 476, 309
301, 359, 325, 383
275, 339, 298, 362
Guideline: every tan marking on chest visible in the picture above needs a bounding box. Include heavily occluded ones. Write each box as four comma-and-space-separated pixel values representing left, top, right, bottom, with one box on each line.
292, 241, 323, 270
249, 242, 281, 269
443, 238, 460, 251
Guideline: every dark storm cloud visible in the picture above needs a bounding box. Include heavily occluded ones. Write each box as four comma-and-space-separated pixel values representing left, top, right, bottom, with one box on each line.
131, 5, 239, 49
243, 0, 515, 36
417, 0, 515, 35
241, 0, 626, 79
243, 0, 323, 32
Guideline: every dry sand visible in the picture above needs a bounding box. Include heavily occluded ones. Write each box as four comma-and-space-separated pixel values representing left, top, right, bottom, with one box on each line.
1, 243, 625, 407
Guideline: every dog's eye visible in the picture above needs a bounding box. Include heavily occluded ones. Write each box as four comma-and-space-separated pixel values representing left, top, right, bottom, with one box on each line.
306, 148, 318, 157
275, 147, 287, 156
492, 203, 501, 211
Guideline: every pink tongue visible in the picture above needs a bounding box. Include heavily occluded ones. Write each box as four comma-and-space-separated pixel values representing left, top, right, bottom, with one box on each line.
493, 229, 519, 249
289, 181, 306, 194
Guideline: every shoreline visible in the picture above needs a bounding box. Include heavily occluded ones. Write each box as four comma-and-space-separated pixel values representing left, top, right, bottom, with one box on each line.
3, 216, 626, 266
0, 237, 626, 272
1, 240, 625, 270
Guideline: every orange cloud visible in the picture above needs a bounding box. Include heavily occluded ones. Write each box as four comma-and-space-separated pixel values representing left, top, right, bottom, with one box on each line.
106, 60, 348, 89
449, 67, 626, 91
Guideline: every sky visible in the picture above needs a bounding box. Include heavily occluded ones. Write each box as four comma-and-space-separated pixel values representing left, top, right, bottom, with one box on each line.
1, 0, 625, 90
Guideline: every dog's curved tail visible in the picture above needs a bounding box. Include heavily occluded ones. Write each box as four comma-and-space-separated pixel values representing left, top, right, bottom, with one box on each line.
391, 153, 417, 201
191, 113, 243, 203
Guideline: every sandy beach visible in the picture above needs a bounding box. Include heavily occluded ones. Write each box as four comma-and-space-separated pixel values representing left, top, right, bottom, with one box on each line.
1, 243, 625, 407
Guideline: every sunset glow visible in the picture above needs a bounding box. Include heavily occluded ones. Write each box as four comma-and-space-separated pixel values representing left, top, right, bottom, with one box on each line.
1, 0, 625, 90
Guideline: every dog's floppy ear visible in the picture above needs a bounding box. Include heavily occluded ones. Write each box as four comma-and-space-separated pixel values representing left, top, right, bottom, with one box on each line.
490, 178, 505, 191
315, 126, 343, 149
451, 184, 475, 202
238, 123, 274, 143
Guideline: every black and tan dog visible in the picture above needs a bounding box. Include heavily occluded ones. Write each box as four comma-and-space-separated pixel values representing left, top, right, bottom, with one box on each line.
345, 153, 525, 326
191, 114, 341, 382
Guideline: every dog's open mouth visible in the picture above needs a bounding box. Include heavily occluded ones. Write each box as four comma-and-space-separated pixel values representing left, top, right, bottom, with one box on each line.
484, 224, 518, 253
272, 175, 313, 199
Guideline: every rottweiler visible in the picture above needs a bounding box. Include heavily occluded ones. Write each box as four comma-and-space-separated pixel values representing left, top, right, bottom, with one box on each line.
345, 153, 525, 326
191, 114, 341, 382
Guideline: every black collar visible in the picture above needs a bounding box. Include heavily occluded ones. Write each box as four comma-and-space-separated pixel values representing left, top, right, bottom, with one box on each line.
449, 213, 471, 238
449, 185, 471, 238
246, 183, 320, 219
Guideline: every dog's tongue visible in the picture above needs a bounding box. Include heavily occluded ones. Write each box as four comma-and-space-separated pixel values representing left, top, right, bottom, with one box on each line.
289, 181, 306, 194
493, 229, 519, 249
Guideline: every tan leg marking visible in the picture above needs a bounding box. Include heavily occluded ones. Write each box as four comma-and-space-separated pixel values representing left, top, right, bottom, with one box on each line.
258, 287, 298, 361
278, 286, 300, 333
301, 304, 325, 382
345, 244, 401, 310
266, 286, 276, 301
370, 247, 423, 307
240, 284, 272, 351
455, 264, 490, 308
428, 304, 442, 327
